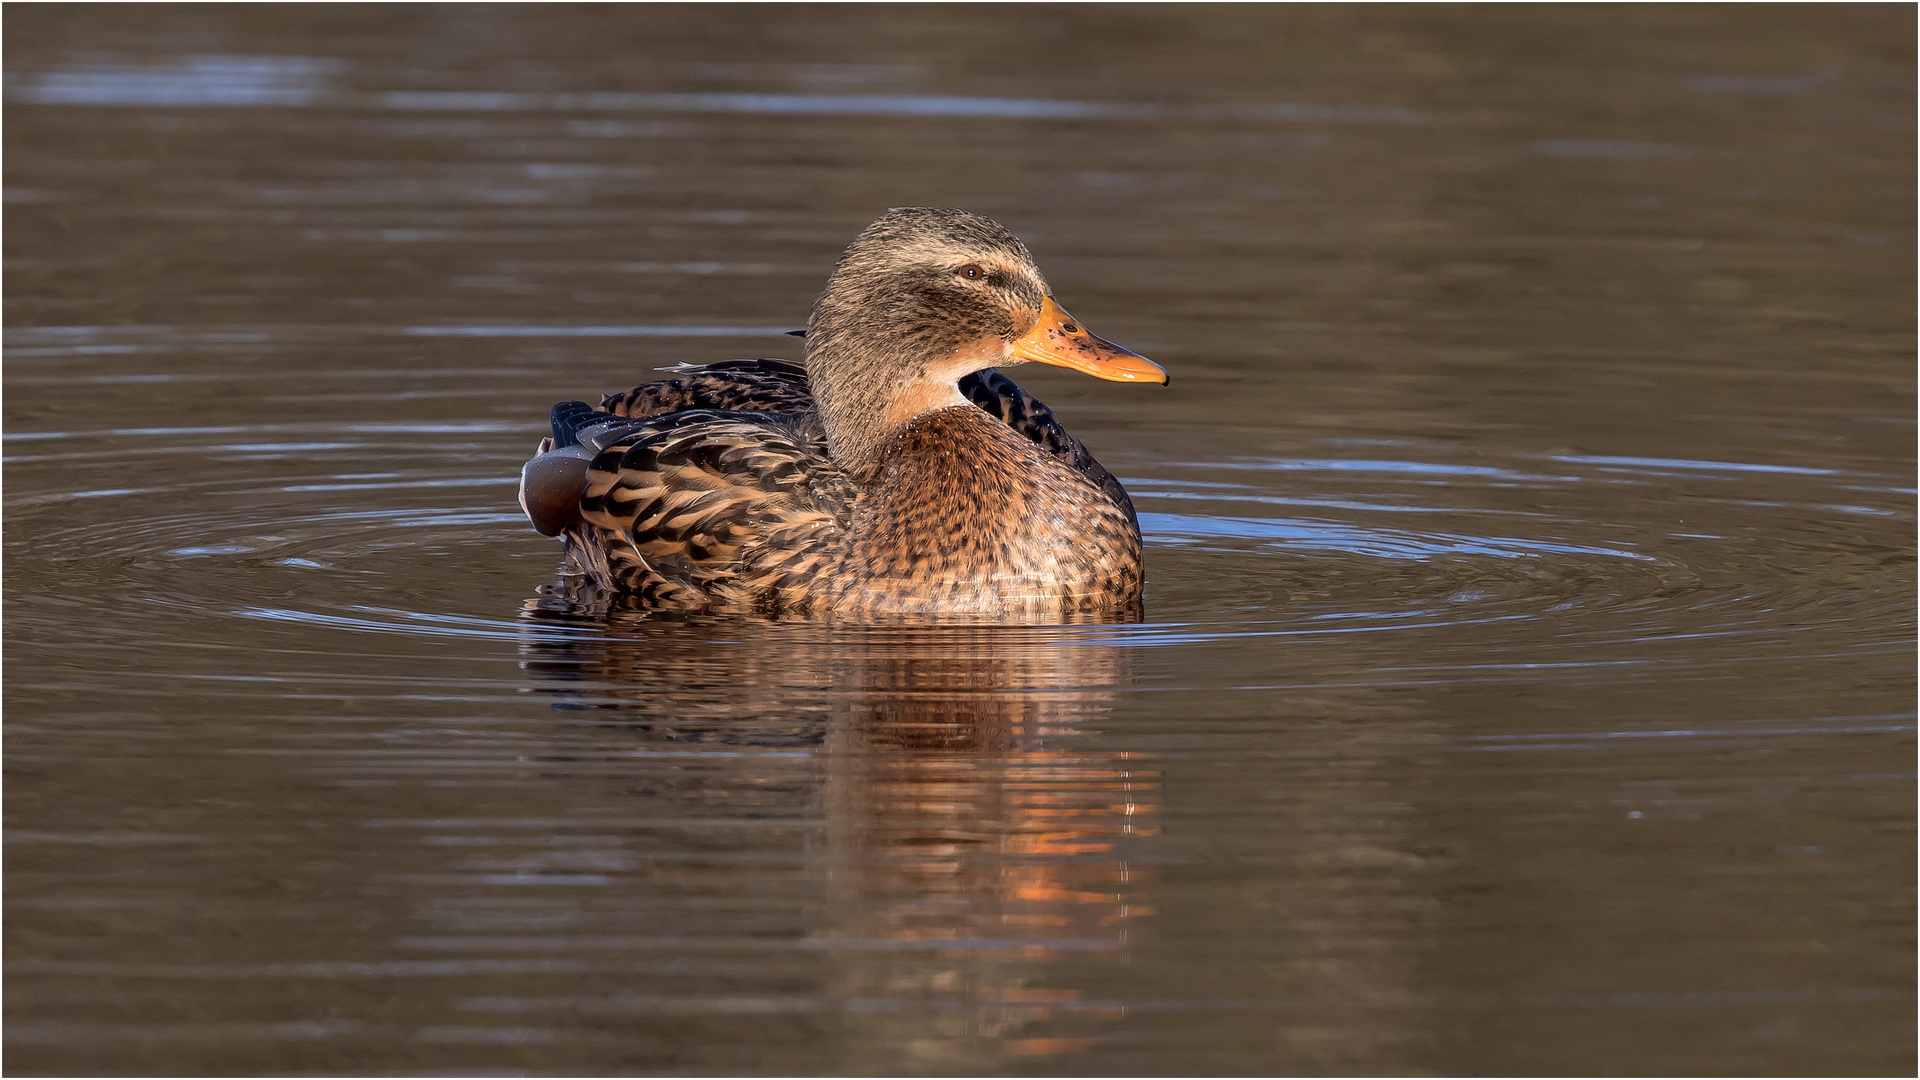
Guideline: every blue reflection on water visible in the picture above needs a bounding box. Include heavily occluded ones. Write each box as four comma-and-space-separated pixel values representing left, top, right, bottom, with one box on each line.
6, 55, 337, 107
1544, 453, 1838, 476
1140, 511, 1655, 562
8, 56, 1428, 126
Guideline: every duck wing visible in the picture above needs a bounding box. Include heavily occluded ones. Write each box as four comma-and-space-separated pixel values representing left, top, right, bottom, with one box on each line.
563, 408, 854, 612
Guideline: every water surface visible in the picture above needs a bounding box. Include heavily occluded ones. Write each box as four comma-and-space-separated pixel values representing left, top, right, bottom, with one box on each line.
5, 6, 1914, 1075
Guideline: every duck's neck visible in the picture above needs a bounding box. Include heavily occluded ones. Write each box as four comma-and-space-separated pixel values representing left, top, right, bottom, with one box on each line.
805, 332, 980, 480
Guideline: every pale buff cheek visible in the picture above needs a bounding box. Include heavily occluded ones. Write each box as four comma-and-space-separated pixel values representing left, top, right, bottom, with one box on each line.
879, 383, 971, 433
946, 335, 1017, 376
877, 336, 1015, 432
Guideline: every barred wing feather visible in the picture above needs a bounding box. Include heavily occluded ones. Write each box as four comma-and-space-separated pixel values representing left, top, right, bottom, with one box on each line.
572, 410, 850, 612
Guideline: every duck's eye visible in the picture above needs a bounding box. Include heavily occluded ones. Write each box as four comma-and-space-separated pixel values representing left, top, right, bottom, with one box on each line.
957, 264, 985, 280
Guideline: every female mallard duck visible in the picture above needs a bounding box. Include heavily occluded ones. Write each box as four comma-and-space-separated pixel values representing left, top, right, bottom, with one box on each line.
518, 207, 1167, 619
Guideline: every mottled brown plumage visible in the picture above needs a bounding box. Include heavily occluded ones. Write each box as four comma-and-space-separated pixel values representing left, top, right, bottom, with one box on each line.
598, 358, 815, 418
517, 207, 1167, 621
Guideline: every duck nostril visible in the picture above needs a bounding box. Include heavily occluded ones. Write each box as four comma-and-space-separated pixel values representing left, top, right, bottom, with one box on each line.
1062, 323, 1079, 334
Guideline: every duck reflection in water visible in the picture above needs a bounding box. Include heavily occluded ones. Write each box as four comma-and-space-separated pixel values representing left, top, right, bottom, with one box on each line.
517, 602, 1158, 1067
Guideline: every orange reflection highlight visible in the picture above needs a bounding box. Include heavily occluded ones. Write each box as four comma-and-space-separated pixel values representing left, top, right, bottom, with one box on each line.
1008, 1037, 1103, 1056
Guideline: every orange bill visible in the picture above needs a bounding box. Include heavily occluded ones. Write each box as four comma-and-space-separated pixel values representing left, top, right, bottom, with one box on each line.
1012, 296, 1169, 385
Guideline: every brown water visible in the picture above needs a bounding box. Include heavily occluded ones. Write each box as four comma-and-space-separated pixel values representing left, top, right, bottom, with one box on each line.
5, 6, 1914, 1076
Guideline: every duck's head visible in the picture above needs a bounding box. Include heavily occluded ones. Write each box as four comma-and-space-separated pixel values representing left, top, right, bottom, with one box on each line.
805, 207, 1166, 471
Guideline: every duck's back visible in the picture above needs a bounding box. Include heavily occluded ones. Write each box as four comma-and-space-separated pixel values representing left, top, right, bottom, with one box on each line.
599, 358, 814, 419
